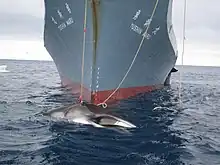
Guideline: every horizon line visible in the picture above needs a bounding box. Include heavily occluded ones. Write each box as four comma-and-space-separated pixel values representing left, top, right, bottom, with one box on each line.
0, 58, 219, 68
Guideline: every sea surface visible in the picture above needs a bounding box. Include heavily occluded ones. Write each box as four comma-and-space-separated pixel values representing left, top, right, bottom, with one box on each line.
0, 59, 219, 165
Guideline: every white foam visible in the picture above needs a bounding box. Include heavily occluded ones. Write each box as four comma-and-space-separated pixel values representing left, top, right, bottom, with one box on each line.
0, 65, 9, 72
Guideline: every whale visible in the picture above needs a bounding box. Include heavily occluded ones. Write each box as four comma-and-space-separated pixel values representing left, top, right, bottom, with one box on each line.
43, 102, 136, 129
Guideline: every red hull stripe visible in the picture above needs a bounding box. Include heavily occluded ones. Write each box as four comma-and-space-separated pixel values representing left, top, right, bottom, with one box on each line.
91, 85, 162, 105
61, 77, 162, 105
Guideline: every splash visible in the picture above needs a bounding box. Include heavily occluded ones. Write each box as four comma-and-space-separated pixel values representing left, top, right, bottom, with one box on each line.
0, 65, 10, 73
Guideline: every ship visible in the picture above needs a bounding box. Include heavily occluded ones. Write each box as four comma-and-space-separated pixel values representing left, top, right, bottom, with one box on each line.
43, 0, 178, 107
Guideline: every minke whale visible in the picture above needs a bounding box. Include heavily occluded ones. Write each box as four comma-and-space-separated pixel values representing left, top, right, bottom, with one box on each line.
43, 102, 136, 129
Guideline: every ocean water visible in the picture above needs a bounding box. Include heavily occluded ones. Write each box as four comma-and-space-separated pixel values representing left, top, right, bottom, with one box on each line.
0, 59, 219, 165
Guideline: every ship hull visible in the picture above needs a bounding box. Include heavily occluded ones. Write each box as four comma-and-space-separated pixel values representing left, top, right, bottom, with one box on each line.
44, 0, 178, 105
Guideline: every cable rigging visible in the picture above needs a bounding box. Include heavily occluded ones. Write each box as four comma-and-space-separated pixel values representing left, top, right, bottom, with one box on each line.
179, 0, 187, 107
97, 0, 160, 108
79, 0, 88, 103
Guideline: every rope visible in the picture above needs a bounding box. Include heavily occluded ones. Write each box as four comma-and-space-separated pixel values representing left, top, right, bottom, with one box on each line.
179, 0, 187, 106
79, 0, 88, 102
97, 0, 159, 108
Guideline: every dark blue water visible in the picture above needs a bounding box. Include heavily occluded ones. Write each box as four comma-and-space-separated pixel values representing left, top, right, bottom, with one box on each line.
0, 59, 219, 165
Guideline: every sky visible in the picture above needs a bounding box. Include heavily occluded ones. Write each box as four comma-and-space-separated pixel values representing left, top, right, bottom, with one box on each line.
0, 0, 219, 66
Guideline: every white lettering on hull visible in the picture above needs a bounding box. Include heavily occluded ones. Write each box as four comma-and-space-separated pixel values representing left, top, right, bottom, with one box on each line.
58, 23, 66, 31
130, 9, 161, 40
50, 3, 75, 31
65, 3, 71, 14
133, 10, 141, 20
66, 17, 74, 26
51, 17, 57, 24
57, 17, 74, 31
130, 23, 143, 35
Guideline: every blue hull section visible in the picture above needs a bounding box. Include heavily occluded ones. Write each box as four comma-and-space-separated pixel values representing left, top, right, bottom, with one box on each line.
44, 0, 177, 103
